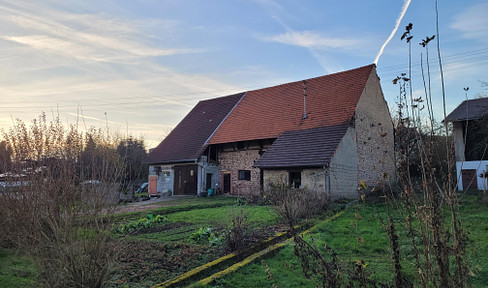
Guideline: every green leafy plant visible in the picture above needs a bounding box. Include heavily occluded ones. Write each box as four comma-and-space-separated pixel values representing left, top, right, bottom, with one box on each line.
116, 214, 167, 234
188, 227, 221, 246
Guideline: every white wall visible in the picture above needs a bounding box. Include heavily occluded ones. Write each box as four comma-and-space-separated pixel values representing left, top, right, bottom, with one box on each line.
328, 127, 358, 198
148, 165, 174, 194
456, 160, 488, 191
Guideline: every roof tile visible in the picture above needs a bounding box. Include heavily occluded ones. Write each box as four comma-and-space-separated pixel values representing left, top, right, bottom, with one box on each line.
208, 64, 375, 144
444, 97, 488, 122
253, 124, 349, 168
145, 93, 244, 164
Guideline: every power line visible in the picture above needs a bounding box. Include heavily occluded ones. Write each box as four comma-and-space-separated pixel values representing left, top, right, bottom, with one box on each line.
1, 48, 488, 112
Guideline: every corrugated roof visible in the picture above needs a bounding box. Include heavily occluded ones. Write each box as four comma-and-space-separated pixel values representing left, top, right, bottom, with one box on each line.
254, 124, 349, 168
444, 97, 488, 122
145, 92, 244, 164
208, 64, 375, 144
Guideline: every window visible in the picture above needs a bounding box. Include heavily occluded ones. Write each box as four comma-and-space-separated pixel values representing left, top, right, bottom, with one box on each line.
238, 170, 251, 181
289, 171, 301, 189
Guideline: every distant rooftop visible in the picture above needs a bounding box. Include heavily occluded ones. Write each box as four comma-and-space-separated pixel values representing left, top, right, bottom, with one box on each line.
444, 97, 488, 122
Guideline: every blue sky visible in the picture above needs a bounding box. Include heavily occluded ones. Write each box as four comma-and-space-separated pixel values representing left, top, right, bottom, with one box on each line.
1, 0, 487, 148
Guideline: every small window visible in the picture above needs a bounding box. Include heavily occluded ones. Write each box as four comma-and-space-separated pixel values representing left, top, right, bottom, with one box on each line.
238, 170, 251, 181
289, 171, 301, 189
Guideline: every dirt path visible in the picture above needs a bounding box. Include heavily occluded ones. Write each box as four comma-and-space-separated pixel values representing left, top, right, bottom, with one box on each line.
114, 196, 193, 214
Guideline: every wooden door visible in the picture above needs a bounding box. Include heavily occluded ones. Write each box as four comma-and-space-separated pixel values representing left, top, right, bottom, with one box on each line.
461, 169, 477, 190
223, 173, 231, 194
173, 164, 198, 195
149, 175, 158, 196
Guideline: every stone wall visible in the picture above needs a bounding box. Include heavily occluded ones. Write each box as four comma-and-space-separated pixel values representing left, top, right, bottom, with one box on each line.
218, 145, 262, 195
354, 69, 396, 187
263, 168, 326, 193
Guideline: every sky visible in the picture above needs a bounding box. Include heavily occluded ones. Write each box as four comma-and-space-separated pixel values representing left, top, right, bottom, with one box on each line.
1, 0, 487, 148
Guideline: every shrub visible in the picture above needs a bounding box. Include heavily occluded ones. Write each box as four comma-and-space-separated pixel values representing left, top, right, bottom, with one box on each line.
264, 183, 330, 227
0, 114, 124, 287
224, 207, 250, 251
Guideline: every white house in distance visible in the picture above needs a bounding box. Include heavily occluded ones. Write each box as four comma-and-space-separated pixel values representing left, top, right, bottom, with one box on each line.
445, 97, 488, 191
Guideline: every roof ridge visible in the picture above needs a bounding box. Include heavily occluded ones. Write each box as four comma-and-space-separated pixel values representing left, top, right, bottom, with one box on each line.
247, 64, 376, 94
203, 92, 247, 146
198, 92, 246, 103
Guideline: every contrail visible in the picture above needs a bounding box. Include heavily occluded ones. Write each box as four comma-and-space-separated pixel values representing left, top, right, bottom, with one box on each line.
374, 0, 412, 65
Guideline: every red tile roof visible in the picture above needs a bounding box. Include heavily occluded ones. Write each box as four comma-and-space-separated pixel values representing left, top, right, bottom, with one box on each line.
254, 124, 349, 168
208, 64, 375, 144
145, 93, 244, 164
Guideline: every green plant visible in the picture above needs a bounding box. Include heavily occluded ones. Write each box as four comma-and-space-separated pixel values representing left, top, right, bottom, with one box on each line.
116, 214, 167, 234
134, 192, 149, 198
187, 227, 221, 246
235, 197, 248, 206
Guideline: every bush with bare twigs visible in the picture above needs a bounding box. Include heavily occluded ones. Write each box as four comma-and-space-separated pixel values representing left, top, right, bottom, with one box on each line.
0, 114, 124, 288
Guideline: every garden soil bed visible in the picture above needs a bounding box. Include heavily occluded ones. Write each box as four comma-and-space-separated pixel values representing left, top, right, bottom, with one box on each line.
129, 222, 192, 236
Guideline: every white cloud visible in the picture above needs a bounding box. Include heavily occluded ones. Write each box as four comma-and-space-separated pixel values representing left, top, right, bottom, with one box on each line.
0, 9, 204, 63
260, 30, 359, 50
451, 2, 488, 41
0, 1, 242, 146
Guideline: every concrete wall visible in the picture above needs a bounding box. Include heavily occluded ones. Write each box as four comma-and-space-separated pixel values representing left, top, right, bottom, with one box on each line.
456, 160, 488, 190
354, 68, 396, 187
148, 165, 174, 195
452, 122, 465, 162
328, 127, 358, 198
218, 142, 262, 195
197, 156, 220, 194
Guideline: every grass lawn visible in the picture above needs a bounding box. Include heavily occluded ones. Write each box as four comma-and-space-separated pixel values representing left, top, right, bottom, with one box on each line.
3, 194, 487, 287
1, 196, 281, 288
210, 194, 488, 287
0, 248, 36, 288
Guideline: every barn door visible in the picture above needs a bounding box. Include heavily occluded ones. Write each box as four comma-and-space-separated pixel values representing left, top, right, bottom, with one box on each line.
462, 169, 477, 191
173, 164, 198, 195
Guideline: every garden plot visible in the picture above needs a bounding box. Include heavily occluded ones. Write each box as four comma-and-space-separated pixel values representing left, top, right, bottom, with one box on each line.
109, 197, 281, 287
